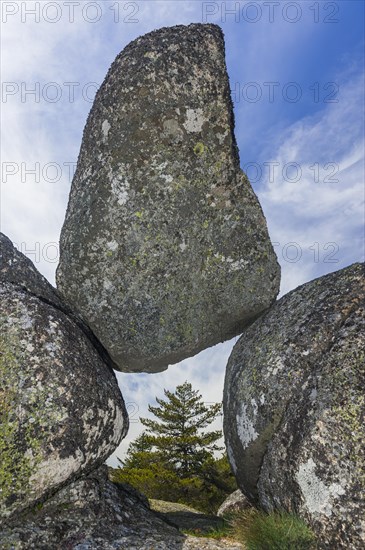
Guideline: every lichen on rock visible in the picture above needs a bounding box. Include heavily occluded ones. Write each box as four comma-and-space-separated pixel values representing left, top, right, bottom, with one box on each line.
56, 23, 280, 373
0, 466, 244, 549
0, 334, 42, 507
0, 233, 128, 520
223, 263, 365, 548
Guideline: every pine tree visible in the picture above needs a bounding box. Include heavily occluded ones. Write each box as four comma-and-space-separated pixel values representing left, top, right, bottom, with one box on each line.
111, 381, 237, 513
140, 381, 223, 477
118, 432, 158, 469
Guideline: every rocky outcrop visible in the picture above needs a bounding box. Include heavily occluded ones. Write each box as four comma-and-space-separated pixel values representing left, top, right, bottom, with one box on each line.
217, 490, 249, 518
0, 233, 120, 371
0, 233, 63, 307
56, 23, 280, 373
0, 466, 243, 549
223, 263, 365, 548
0, 234, 128, 520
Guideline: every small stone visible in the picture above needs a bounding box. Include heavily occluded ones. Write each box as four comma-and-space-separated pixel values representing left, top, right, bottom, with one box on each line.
217, 489, 250, 517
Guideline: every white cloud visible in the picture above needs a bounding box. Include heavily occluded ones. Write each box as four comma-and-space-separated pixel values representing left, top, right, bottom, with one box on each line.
258, 70, 364, 295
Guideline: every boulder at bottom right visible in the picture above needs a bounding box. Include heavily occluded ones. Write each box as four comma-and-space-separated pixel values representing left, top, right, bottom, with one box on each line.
223, 262, 364, 549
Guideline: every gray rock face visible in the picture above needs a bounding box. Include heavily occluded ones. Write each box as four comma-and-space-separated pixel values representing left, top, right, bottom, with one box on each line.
0, 466, 243, 549
0, 232, 120, 371
217, 489, 249, 518
223, 263, 365, 549
0, 232, 62, 307
56, 23, 280, 373
0, 234, 128, 520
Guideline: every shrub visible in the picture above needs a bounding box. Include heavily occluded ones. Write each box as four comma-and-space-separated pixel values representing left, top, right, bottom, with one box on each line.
110, 464, 183, 503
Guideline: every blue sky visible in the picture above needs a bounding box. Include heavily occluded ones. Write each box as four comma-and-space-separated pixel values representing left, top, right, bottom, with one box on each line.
1, 1, 364, 465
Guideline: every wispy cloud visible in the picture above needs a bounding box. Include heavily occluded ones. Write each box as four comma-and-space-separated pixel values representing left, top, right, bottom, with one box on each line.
259, 69, 364, 295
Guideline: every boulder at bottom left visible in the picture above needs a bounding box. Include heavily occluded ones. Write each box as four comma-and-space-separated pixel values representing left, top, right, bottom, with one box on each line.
0, 232, 129, 521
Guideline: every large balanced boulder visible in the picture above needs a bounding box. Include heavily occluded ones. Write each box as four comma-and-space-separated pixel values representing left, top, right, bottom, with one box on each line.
56, 23, 280, 373
0, 233, 128, 520
223, 263, 365, 548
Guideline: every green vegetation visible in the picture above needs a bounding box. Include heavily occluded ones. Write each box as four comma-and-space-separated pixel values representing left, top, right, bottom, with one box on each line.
110, 381, 237, 513
230, 508, 316, 549
182, 520, 231, 540
110, 382, 315, 545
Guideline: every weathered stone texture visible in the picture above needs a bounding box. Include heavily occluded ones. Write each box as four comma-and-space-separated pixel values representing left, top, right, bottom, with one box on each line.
0, 466, 243, 549
223, 263, 365, 549
217, 489, 250, 518
56, 23, 280, 373
0, 232, 62, 307
0, 234, 128, 520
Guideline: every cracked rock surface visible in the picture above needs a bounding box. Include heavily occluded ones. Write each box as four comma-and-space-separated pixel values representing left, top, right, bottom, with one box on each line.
223, 263, 365, 549
0, 233, 128, 520
56, 23, 280, 373
0, 466, 243, 550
